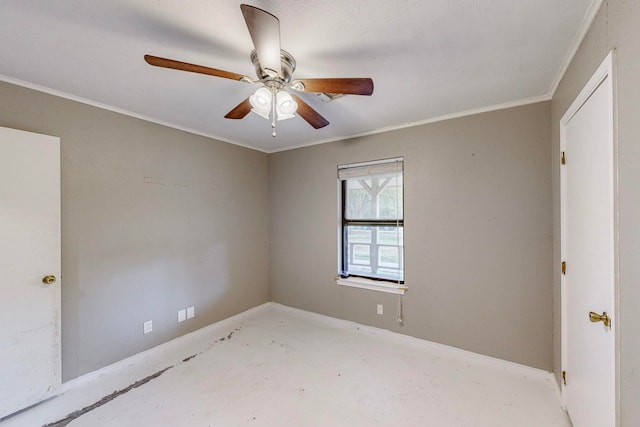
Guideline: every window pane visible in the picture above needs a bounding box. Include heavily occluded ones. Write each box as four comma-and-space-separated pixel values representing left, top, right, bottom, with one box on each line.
347, 227, 371, 244
345, 176, 403, 220
352, 244, 370, 265
345, 225, 403, 281
377, 226, 403, 246
378, 246, 399, 267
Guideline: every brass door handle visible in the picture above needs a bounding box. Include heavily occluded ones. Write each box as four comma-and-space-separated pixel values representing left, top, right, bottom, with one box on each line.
589, 311, 610, 327
42, 275, 57, 285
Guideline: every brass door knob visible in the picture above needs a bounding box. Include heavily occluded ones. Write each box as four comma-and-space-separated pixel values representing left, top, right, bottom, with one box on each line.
589, 311, 610, 327
42, 275, 57, 285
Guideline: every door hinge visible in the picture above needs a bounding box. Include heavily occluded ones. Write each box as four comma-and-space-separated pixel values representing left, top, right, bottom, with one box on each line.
562, 371, 567, 385
561, 261, 566, 275
561, 151, 566, 165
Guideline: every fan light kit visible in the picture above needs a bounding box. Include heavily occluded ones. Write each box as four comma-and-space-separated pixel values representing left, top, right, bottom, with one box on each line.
144, 4, 374, 137
249, 87, 298, 136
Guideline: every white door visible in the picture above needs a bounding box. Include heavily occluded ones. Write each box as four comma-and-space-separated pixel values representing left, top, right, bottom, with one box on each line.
560, 53, 617, 427
0, 127, 61, 418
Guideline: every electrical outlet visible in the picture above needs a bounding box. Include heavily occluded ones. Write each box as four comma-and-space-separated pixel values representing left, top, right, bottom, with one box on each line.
143, 320, 153, 334
187, 306, 195, 319
178, 309, 186, 323
377, 304, 383, 315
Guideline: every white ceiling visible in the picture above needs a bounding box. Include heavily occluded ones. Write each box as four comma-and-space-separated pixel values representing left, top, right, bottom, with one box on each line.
0, 0, 598, 153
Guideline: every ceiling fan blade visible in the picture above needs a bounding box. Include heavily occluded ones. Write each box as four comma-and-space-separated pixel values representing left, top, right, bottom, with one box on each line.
293, 78, 374, 96
224, 98, 252, 119
144, 55, 247, 81
240, 4, 282, 77
291, 94, 329, 129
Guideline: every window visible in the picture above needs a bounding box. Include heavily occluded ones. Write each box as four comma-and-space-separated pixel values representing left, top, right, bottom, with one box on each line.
337, 158, 404, 293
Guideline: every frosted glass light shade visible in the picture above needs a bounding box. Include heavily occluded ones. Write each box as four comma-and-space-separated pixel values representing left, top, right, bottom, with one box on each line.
250, 87, 272, 119
276, 91, 298, 121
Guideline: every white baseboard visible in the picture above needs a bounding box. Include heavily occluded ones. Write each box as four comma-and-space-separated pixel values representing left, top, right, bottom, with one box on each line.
62, 301, 558, 397
269, 302, 556, 381
60, 303, 272, 393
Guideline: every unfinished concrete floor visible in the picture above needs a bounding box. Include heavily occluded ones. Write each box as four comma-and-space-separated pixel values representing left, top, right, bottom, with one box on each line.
1, 303, 571, 426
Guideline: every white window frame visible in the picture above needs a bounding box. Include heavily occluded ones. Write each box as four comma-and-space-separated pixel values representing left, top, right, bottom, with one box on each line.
336, 157, 407, 295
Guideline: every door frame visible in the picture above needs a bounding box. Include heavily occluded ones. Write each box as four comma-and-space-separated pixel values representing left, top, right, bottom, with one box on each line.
560, 50, 619, 425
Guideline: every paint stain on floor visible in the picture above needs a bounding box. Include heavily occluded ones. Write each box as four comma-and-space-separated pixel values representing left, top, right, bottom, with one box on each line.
42, 327, 243, 426
42, 366, 173, 427
215, 327, 240, 344
5, 307, 570, 427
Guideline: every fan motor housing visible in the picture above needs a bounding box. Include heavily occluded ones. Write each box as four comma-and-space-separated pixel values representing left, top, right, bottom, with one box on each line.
251, 49, 296, 83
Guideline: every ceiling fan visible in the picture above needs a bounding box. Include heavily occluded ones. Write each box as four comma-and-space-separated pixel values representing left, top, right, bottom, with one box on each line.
144, 4, 374, 136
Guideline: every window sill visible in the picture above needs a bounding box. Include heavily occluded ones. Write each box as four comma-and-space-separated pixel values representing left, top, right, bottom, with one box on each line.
335, 276, 407, 295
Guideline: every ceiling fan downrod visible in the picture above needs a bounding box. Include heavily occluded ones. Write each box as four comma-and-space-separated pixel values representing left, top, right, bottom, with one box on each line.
271, 86, 277, 137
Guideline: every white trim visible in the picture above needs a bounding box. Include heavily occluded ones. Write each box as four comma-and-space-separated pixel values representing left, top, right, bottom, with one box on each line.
271, 302, 553, 379
559, 50, 618, 426
0, 74, 268, 154
60, 303, 269, 392
550, 370, 566, 411
60, 300, 557, 404
268, 95, 550, 153
560, 132, 567, 412
560, 51, 614, 125
612, 50, 620, 427
1, 0, 602, 158
1, 74, 551, 156
286, 0, 602, 154
548, 0, 604, 98
336, 276, 407, 295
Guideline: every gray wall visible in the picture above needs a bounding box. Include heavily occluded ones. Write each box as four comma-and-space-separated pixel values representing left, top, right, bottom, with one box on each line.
12, 6, 639, 411
550, 1, 640, 424
0, 82, 270, 381
270, 102, 553, 370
